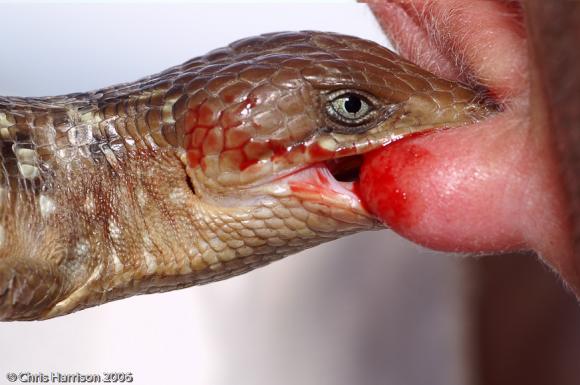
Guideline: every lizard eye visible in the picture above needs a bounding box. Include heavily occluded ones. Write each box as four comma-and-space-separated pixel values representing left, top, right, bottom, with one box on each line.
324, 90, 379, 133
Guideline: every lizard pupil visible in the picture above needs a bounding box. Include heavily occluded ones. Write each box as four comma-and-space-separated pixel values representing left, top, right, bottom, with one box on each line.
343, 94, 362, 114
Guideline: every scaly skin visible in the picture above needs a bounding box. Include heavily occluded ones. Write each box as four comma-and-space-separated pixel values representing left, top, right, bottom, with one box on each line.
0, 31, 492, 320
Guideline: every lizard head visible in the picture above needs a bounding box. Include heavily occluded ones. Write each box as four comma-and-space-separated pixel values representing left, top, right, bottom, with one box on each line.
181, 31, 493, 238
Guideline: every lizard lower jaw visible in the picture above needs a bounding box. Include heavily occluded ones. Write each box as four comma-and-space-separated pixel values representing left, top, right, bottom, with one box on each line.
284, 156, 371, 219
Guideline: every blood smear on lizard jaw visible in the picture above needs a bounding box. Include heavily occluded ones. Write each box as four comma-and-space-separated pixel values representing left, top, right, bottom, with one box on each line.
357, 133, 433, 234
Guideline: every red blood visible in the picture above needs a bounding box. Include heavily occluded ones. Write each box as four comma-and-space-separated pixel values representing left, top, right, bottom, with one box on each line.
307, 142, 334, 162
290, 168, 332, 196
187, 149, 202, 168
184, 108, 198, 134
239, 157, 258, 171
197, 104, 216, 127
358, 135, 433, 232
244, 96, 257, 109
202, 128, 223, 155
270, 141, 289, 157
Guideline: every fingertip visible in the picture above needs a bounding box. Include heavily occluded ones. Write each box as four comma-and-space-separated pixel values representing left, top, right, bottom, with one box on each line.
360, 118, 570, 260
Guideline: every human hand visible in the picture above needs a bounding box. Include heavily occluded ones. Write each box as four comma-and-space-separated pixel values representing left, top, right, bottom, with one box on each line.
365, 0, 578, 293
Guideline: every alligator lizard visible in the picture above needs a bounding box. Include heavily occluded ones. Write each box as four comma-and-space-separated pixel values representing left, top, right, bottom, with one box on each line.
0, 31, 492, 321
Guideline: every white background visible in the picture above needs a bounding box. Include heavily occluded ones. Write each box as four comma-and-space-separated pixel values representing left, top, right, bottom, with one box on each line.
0, 3, 469, 385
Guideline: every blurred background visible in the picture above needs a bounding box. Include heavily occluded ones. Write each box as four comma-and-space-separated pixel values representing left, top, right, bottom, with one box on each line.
0, 2, 578, 385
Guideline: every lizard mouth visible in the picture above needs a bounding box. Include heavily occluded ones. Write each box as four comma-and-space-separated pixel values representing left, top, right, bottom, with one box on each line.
285, 153, 372, 219
326, 155, 363, 183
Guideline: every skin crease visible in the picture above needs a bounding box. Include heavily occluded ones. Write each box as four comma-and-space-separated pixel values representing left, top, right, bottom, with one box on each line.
364, 0, 577, 293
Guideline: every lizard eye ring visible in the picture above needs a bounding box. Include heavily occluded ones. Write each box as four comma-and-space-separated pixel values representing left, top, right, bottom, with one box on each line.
323, 89, 380, 134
